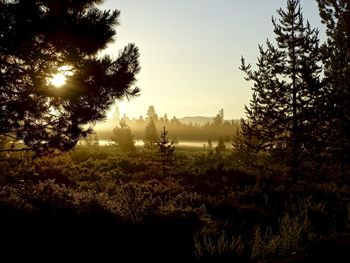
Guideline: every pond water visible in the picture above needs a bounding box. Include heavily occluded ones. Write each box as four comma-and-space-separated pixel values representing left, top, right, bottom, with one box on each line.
97, 140, 230, 148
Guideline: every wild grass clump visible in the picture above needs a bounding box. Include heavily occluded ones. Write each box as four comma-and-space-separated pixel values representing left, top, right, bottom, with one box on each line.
194, 230, 244, 259
251, 213, 310, 261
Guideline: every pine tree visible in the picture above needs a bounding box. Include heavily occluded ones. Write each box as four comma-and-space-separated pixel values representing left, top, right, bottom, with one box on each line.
316, 0, 350, 177
0, 0, 140, 153
110, 104, 121, 122
216, 136, 226, 154
160, 113, 169, 124
213, 109, 224, 126
143, 118, 158, 149
171, 116, 181, 125
208, 139, 213, 150
85, 132, 99, 146
112, 118, 135, 153
156, 126, 175, 172
146, 105, 158, 122
240, 0, 323, 181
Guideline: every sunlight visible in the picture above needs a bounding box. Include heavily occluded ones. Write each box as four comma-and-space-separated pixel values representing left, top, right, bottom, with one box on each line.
49, 73, 66, 88
48, 65, 73, 88
107, 101, 129, 120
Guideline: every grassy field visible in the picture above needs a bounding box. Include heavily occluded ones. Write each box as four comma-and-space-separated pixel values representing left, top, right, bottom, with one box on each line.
1, 145, 350, 262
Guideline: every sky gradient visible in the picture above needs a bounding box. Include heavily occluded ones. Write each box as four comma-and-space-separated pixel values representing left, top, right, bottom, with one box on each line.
100, 0, 325, 120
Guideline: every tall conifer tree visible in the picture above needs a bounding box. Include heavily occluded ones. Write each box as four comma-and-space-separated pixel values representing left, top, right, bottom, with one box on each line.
316, 0, 350, 177
240, 0, 323, 181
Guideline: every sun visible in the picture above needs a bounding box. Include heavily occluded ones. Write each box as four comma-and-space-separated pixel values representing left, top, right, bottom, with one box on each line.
49, 73, 66, 88
48, 65, 73, 88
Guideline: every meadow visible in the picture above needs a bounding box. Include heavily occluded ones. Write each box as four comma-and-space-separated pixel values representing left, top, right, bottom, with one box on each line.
1, 144, 350, 262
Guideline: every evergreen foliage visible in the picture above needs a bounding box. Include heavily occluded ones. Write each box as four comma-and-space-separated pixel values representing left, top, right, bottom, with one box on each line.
213, 108, 224, 126
156, 126, 175, 165
316, 0, 350, 177
143, 118, 158, 149
0, 0, 140, 153
146, 105, 158, 122
85, 132, 99, 146
240, 0, 323, 181
216, 136, 226, 154
112, 118, 136, 153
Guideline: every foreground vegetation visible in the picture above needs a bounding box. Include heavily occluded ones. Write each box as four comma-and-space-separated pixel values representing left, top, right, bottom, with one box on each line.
1, 145, 350, 262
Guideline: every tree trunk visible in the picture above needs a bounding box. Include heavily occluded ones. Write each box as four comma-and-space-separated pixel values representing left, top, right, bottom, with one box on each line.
291, 21, 299, 183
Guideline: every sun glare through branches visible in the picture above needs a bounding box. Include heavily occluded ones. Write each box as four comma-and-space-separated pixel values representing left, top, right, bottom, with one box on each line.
48, 65, 73, 88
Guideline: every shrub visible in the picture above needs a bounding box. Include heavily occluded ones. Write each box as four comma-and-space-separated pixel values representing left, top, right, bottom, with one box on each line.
251, 213, 310, 261
194, 230, 244, 259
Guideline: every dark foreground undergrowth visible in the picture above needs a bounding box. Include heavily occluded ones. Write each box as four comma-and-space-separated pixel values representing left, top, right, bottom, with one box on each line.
1, 146, 350, 262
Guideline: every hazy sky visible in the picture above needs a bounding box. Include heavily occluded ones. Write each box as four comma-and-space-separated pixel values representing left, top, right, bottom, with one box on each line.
100, 0, 325, 120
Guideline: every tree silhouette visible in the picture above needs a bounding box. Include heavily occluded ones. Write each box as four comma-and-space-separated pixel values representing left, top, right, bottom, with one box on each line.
216, 136, 226, 154
207, 139, 213, 150
146, 105, 158, 122
213, 109, 224, 126
160, 113, 169, 124
143, 118, 158, 149
156, 126, 175, 173
110, 104, 121, 122
317, 0, 350, 177
240, 0, 323, 181
171, 116, 181, 125
112, 118, 136, 153
0, 0, 140, 153
85, 131, 99, 146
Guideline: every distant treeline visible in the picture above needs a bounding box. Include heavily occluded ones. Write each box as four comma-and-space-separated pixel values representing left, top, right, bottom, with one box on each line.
97, 107, 240, 142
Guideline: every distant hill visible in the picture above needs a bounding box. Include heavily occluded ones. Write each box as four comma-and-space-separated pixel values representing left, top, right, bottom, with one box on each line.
178, 116, 213, 125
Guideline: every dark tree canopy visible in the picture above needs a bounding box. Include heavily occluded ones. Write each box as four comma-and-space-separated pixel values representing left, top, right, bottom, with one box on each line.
241, 0, 323, 180
0, 0, 140, 152
317, 0, 350, 176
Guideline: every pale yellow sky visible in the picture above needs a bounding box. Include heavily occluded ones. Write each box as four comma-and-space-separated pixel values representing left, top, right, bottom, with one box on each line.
99, 0, 325, 120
